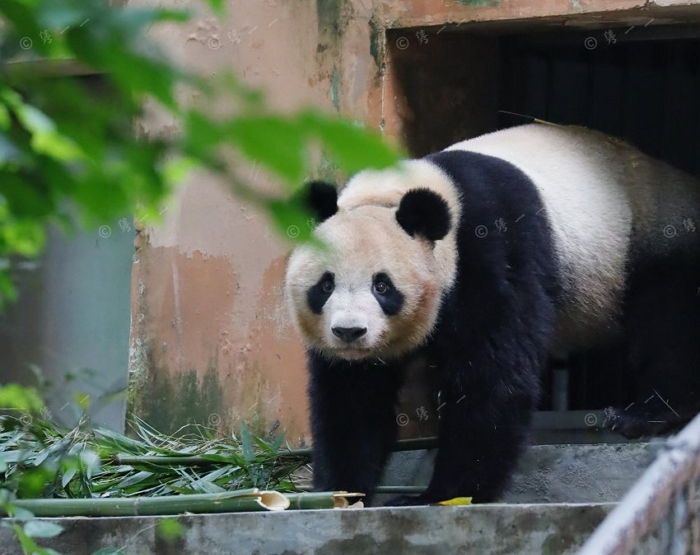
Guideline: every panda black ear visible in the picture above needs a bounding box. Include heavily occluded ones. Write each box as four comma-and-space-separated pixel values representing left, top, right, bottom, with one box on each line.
298, 180, 338, 224
396, 188, 451, 242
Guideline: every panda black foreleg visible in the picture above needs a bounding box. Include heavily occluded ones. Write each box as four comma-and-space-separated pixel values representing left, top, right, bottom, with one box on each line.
413, 374, 535, 504
307, 350, 402, 503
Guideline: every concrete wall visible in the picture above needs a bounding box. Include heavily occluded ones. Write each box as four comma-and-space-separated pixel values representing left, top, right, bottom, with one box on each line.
0, 222, 135, 429
127, 0, 344, 443
128, 0, 700, 445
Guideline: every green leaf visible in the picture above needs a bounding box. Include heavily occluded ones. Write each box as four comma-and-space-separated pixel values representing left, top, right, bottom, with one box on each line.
2, 175, 54, 218
31, 130, 83, 161
239, 422, 254, 462
80, 449, 101, 480
228, 116, 306, 185
115, 470, 153, 490
300, 111, 400, 174
10, 100, 83, 161
11, 507, 35, 522
0, 105, 10, 131
23, 520, 64, 538
61, 465, 77, 488
111, 7, 191, 28
0, 272, 18, 307
157, 518, 184, 542
1, 220, 46, 257
35, 2, 91, 30
18, 466, 55, 498
12, 523, 38, 555
13, 102, 54, 135
162, 156, 198, 189
0, 384, 44, 412
265, 198, 315, 244
203, 0, 226, 15
73, 392, 90, 411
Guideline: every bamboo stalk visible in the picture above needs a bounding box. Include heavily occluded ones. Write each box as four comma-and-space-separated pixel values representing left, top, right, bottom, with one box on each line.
285, 492, 365, 510
7, 489, 290, 517
296, 485, 427, 495
280, 436, 439, 458
112, 452, 310, 466
111, 437, 442, 467
112, 455, 234, 466
6, 491, 368, 516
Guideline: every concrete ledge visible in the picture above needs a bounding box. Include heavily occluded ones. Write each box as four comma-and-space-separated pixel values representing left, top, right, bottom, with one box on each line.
0, 503, 614, 555
379, 442, 656, 504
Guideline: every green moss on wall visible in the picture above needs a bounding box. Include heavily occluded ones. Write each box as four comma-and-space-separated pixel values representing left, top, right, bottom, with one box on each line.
133, 366, 223, 436
368, 17, 382, 70
316, 0, 343, 36
128, 341, 226, 436
330, 66, 341, 112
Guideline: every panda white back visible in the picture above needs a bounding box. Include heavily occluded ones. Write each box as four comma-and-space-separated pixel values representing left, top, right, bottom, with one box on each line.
447, 124, 700, 354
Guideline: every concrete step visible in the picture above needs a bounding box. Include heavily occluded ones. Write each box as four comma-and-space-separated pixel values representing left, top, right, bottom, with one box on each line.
0, 503, 614, 555
379, 442, 656, 504
0, 443, 660, 554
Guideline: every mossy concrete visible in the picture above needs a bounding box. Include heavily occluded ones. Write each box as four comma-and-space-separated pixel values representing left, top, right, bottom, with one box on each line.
378, 442, 656, 505
0, 503, 614, 555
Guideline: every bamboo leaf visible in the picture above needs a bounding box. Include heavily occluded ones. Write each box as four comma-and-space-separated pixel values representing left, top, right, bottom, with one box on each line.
157, 518, 184, 542
0, 384, 44, 412
23, 520, 64, 538
239, 422, 254, 462
61, 465, 77, 488
115, 470, 153, 490
228, 116, 307, 185
80, 449, 101, 480
299, 111, 400, 175
10, 507, 35, 522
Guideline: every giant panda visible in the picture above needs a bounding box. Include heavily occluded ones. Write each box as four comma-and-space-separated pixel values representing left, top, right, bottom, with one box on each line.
284, 123, 700, 505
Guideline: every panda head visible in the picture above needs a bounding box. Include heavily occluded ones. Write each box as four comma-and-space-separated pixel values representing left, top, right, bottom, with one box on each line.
285, 181, 452, 361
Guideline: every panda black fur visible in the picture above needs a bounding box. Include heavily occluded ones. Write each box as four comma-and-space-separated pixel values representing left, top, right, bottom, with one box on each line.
284, 123, 700, 505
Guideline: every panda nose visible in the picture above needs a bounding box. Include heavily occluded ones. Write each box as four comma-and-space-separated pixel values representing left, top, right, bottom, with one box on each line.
332, 326, 367, 343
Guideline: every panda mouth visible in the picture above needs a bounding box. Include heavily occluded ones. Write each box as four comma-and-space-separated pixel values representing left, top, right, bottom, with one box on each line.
333, 346, 373, 359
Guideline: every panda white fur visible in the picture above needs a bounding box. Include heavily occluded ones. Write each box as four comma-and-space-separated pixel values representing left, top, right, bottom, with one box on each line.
284, 123, 700, 505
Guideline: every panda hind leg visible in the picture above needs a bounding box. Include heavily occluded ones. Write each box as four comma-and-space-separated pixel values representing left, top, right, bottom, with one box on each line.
605, 257, 700, 439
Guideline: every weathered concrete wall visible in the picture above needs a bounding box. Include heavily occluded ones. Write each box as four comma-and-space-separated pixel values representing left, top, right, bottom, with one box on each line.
0, 222, 135, 430
127, 0, 360, 443
378, 442, 657, 505
127, 0, 700, 445
0, 503, 615, 555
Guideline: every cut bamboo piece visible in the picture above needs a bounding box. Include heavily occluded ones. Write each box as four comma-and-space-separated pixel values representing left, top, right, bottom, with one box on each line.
108, 436, 442, 468
8, 489, 290, 517
296, 485, 427, 495
113, 455, 222, 466
285, 492, 365, 510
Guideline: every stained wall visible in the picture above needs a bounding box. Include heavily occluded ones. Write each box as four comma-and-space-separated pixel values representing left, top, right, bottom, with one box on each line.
129, 0, 700, 445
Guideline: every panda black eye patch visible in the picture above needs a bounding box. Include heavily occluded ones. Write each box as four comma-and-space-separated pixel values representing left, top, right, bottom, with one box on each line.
307, 272, 335, 314
372, 272, 404, 316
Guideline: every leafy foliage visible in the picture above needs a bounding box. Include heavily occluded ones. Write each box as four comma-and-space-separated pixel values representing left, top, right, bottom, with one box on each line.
0, 1, 399, 548
0, 0, 400, 307
0, 408, 308, 554
0, 414, 308, 501
0, 384, 43, 413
